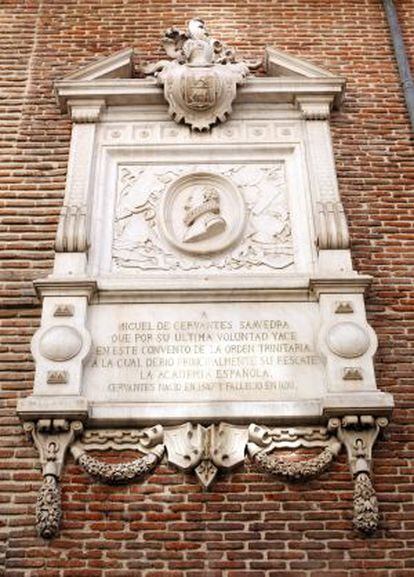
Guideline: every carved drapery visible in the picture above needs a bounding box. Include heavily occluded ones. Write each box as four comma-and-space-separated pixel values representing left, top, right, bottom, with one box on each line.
24, 417, 387, 538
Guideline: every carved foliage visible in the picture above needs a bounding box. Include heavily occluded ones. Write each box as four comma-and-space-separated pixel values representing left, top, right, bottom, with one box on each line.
247, 423, 341, 481
71, 424, 165, 484
36, 475, 61, 539
336, 415, 388, 534
24, 420, 83, 539
249, 444, 339, 480
353, 471, 379, 534
75, 448, 164, 484
24, 419, 388, 537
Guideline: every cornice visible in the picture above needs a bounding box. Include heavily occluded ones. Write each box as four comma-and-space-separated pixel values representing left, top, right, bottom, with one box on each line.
55, 76, 345, 115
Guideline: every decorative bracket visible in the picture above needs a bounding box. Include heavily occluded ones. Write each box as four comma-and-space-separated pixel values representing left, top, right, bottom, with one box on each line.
316, 200, 350, 249
55, 204, 88, 252
335, 415, 388, 534
24, 419, 83, 538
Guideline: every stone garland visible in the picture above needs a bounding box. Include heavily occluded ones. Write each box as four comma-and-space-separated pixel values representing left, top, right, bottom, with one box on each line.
71, 444, 165, 484
36, 474, 61, 539
26, 418, 387, 538
248, 442, 341, 481
353, 471, 379, 534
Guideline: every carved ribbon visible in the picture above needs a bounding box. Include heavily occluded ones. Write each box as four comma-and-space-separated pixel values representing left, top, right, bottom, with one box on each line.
71, 444, 165, 484
248, 441, 341, 481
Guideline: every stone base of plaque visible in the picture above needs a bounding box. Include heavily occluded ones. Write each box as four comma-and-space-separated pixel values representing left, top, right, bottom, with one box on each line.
17, 396, 89, 421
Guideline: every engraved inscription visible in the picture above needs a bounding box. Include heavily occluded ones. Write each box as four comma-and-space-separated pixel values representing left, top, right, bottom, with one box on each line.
84, 304, 325, 403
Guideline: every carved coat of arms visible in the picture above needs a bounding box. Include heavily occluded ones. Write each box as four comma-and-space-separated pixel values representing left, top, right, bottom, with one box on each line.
139, 19, 258, 130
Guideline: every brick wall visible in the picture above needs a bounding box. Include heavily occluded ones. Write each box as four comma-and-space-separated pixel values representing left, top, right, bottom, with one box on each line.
1, 1, 413, 575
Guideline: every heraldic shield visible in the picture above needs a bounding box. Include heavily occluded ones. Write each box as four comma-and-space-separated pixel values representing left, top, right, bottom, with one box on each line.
159, 61, 248, 130
183, 68, 218, 111
141, 19, 252, 130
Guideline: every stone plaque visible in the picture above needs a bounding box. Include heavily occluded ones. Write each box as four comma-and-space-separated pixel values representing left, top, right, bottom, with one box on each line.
83, 303, 325, 406
16, 26, 394, 539
18, 39, 393, 426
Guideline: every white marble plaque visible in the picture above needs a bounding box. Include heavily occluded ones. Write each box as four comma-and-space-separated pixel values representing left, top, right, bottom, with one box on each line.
84, 302, 325, 408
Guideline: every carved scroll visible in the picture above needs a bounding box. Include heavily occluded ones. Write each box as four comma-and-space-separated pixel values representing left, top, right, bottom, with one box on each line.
317, 201, 350, 249
55, 204, 88, 252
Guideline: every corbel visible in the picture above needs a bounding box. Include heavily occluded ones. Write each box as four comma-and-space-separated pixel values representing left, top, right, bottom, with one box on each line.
55, 204, 88, 253
295, 95, 332, 120
24, 419, 83, 538
67, 98, 106, 123
53, 98, 105, 271
334, 415, 389, 533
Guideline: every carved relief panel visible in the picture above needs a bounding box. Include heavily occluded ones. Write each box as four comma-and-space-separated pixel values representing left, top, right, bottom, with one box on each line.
112, 163, 294, 273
